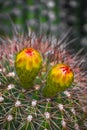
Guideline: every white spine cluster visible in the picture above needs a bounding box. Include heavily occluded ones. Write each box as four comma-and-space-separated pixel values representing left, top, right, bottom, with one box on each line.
27, 115, 33, 122
0, 68, 2, 72
82, 106, 87, 113
15, 100, 21, 107
7, 72, 15, 77
61, 119, 66, 128
64, 91, 71, 98
46, 98, 51, 102
3, 68, 6, 72
7, 84, 15, 90
34, 84, 40, 90
74, 123, 80, 130
0, 96, 4, 102
71, 108, 76, 115
58, 104, 64, 111
31, 100, 37, 107
44, 112, 50, 119
22, 88, 26, 92
0, 68, 6, 72
0, 81, 2, 85
7, 115, 13, 121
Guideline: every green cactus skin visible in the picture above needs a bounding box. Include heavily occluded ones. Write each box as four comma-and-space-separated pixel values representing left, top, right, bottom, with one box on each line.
15, 48, 42, 89
0, 31, 87, 130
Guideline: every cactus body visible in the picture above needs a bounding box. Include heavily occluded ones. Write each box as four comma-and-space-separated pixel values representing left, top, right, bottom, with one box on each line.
15, 48, 42, 89
0, 30, 87, 130
43, 63, 74, 97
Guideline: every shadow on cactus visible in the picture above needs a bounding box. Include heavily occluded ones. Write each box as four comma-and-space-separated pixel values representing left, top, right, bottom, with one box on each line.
0, 29, 87, 130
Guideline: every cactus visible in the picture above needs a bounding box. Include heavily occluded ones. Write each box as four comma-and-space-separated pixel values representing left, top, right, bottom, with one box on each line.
0, 30, 87, 130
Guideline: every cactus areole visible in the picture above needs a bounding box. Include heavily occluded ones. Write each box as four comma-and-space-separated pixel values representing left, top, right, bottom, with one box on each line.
43, 63, 74, 98
15, 48, 42, 89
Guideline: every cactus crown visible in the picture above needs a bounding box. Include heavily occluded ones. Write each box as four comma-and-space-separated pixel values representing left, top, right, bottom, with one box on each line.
0, 31, 87, 130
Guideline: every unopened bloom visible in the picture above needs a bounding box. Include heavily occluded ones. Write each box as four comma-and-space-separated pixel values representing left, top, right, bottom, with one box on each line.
15, 48, 42, 89
43, 63, 74, 97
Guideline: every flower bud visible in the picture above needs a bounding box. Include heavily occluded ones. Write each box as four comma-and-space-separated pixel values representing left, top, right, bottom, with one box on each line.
15, 48, 42, 89
43, 63, 74, 97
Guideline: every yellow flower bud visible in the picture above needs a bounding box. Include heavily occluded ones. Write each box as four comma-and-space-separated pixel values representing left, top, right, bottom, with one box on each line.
43, 63, 74, 97
15, 48, 42, 89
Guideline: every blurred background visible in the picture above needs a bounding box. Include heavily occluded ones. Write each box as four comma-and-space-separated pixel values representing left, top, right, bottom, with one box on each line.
0, 0, 87, 50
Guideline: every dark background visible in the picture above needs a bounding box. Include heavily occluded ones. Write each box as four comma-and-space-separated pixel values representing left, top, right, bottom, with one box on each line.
0, 0, 87, 49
